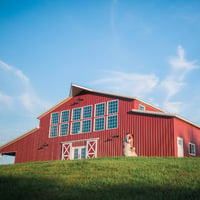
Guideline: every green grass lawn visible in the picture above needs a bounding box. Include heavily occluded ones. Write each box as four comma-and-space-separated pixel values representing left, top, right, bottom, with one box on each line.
0, 157, 200, 200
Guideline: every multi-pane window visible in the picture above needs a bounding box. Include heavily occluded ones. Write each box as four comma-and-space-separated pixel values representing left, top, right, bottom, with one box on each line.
107, 115, 118, 129
94, 117, 105, 131
106, 100, 118, 129
61, 110, 70, 123
189, 143, 196, 156
72, 108, 81, 121
71, 121, 81, 134
95, 103, 105, 117
83, 105, 92, 119
60, 123, 69, 136
49, 125, 58, 137
82, 120, 91, 133
49, 112, 59, 137
81, 148, 86, 158
108, 100, 118, 114
71, 105, 92, 134
51, 112, 59, 124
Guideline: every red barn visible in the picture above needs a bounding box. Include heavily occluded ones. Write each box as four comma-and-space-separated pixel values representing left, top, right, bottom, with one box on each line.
0, 84, 200, 163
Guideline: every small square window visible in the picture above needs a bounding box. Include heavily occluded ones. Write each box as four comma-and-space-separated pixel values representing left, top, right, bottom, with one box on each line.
51, 113, 59, 124
95, 103, 105, 117
107, 115, 118, 129
60, 123, 69, 136
83, 105, 92, 119
72, 108, 81, 121
189, 143, 196, 156
139, 104, 145, 111
108, 100, 118, 114
71, 121, 81, 134
49, 125, 58, 137
61, 110, 70, 123
94, 117, 105, 131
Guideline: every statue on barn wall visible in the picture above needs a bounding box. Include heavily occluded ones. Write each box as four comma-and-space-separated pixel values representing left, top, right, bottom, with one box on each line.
123, 132, 137, 157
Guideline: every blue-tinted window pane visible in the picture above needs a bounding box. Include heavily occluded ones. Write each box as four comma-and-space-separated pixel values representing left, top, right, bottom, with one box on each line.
107, 115, 118, 129
60, 123, 68, 136
49, 125, 58, 137
81, 148, 86, 159
108, 100, 118, 114
61, 110, 70, 123
139, 104, 145, 111
94, 117, 105, 131
72, 108, 81, 121
82, 120, 91, 133
71, 121, 81, 134
74, 149, 79, 160
51, 113, 59, 124
95, 103, 105, 117
83, 105, 92, 119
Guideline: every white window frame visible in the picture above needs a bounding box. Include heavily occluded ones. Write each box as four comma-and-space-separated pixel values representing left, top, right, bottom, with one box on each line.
72, 107, 82, 121
83, 105, 93, 119
49, 125, 58, 138
71, 121, 81, 135
82, 119, 92, 133
107, 115, 118, 130
59, 123, 69, 136
189, 143, 196, 156
107, 99, 119, 115
94, 117, 105, 132
72, 146, 86, 160
95, 102, 106, 117
60, 110, 70, 123
139, 104, 145, 111
50, 112, 59, 125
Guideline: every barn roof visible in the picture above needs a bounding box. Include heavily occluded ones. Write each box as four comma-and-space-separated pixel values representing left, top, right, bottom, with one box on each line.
0, 127, 39, 152
131, 109, 200, 129
37, 83, 165, 119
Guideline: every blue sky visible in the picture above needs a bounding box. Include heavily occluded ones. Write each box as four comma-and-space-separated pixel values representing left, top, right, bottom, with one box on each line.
0, 0, 200, 164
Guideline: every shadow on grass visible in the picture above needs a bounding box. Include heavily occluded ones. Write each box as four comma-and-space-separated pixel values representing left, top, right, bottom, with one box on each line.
0, 176, 199, 200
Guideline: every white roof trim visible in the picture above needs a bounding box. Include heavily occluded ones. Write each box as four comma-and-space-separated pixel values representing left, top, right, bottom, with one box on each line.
0, 127, 39, 151
70, 84, 165, 112
61, 138, 99, 144
37, 97, 72, 119
131, 109, 174, 117
131, 109, 200, 129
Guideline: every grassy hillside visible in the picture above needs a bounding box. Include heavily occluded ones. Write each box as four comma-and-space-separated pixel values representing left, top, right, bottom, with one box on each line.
0, 157, 200, 200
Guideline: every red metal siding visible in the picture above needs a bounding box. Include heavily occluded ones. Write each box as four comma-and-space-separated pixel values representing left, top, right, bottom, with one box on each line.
133, 100, 163, 112
127, 113, 174, 156
2, 91, 200, 163
174, 118, 200, 157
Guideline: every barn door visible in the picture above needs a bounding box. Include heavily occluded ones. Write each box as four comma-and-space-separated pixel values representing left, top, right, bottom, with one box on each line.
62, 143, 72, 160
177, 137, 184, 157
86, 140, 97, 158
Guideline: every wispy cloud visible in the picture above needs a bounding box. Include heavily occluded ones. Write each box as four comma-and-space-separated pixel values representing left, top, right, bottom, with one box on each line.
92, 70, 158, 98
0, 92, 13, 110
0, 60, 50, 114
92, 45, 199, 115
161, 45, 199, 113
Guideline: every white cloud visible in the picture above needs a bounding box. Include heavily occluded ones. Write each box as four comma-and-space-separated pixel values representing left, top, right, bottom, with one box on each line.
92, 46, 199, 116
161, 45, 199, 113
0, 60, 29, 84
0, 60, 50, 114
92, 70, 159, 98
0, 92, 13, 110
169, 45, 198, 71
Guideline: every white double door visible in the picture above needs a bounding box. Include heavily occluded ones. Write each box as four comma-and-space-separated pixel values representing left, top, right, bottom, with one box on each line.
72, 146, 86, 160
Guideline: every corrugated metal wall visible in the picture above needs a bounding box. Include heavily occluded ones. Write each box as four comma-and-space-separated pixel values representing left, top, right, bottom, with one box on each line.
0, 92, 179, 163
127, 113, 174, 157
